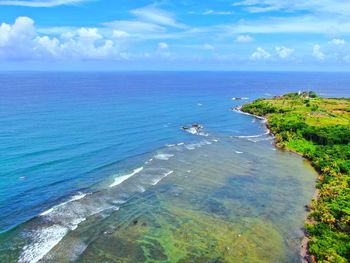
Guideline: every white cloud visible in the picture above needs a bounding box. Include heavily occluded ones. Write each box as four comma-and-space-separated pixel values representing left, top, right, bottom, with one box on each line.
104, 20, 165, 34
78, 27, 102, 41
112, 30, 130, 39
0, 16, 127, 60
216, 16, 350, 35
99, 4, 350, 46
102, 5, 191, 41
0, 0, 87, 7
202, 44, 215, 50
60, 31, 75, 40
275, 46, 294, 59
0, 16, 36, 58
156, 42, 170, 58
202, 10, 233, 15
2, 13, 350, 66
233, 0, 350, 16
158, 42, 168, 50
329, 38, 346, 45
312, 44, 325, 60
57, 27, 117, 59
250, 46, 294, 61
178, 43, 215, 51
131, 5, 186, 29
0, 16, 36, 46
250, 47, 271, 60
35, 35, 60, 56
235, 35, 253, 43
63, 27, 114, 59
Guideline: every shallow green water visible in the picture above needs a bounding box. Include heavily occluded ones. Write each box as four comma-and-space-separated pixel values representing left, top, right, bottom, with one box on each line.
2, 134, 317, 263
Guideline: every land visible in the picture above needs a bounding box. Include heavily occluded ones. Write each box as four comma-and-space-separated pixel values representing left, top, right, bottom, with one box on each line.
241, 91, 350, 263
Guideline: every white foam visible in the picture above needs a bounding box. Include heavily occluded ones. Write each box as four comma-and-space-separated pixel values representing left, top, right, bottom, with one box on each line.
185, 145, 196, 150
232, 97, 249, 101
69, 217, 87, 231
165, 171, 174, 176
109, 167, 144, 187
191, 130, 209, 137
40, 193, 88, 216
151, 171, 174, 186
40, 208, 54, 217
154, 153, 174, 160
185, 140, 212, 150
248, 137, 272, 143
19, 225, 68, 263
69, 193, 88, 202
137, 185, 146, 192
234, 150, 244, 154
186, 127, 198, 135
151, 178, 162, 186
29, 194, 96, 262
236, 131, 270, 139
20, 165, 176, 262
25, 193, 119, 262
237, 134, 262, 138
233, 107, 266, 120
145, 157, 154, 164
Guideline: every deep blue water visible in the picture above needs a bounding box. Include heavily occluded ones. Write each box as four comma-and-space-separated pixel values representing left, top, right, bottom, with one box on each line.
0, 72, 349, 262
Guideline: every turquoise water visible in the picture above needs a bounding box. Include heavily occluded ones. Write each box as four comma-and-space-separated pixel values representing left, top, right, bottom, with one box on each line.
0, 72, 349, 262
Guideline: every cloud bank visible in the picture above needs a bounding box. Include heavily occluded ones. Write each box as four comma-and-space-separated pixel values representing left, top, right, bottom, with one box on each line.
1, 1, 350, 69
0, 17, 123, 60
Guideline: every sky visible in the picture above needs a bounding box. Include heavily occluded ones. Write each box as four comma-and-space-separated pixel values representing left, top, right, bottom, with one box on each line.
0, 0, 350, 71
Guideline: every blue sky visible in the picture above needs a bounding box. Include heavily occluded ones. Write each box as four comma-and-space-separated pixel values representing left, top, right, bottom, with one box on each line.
0, 0, 350, 70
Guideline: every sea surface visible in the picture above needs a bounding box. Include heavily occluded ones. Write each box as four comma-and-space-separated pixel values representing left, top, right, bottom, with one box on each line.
0, 72, 349, 263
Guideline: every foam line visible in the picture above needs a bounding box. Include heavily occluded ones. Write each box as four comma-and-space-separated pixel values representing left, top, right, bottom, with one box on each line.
109, 167, 144, 187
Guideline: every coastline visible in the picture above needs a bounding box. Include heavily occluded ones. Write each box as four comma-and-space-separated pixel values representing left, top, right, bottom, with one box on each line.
236, 105, 318, 263
235, 106, 311, 159
235, 105, 319, 262
238, 93, 350, 263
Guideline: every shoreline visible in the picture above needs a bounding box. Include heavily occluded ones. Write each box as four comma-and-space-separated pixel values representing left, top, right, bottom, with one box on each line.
239, 93, 350, 262
235, 105, 320, 263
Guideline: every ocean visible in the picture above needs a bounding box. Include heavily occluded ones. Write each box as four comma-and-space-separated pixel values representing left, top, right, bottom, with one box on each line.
0, 72, 349, 262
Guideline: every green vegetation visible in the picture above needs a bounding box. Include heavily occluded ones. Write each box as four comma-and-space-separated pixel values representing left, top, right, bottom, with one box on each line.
242, 92, 350, 263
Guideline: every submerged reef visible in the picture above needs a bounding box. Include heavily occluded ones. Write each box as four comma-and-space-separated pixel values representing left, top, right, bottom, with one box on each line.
76, 187, 286, 263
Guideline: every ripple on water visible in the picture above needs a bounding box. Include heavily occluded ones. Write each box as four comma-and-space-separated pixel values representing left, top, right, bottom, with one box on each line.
0, 138, 316, 263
